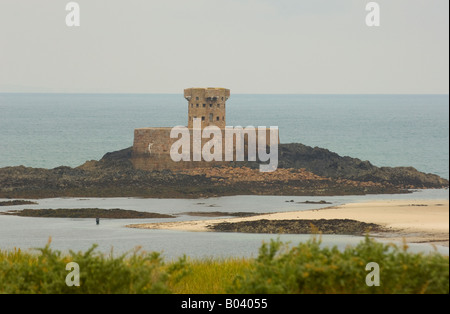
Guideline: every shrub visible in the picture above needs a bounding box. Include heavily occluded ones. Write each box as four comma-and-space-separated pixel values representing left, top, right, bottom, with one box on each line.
228, 236, 449, 294
0, 241, 187, 294
1, 237, 448, 294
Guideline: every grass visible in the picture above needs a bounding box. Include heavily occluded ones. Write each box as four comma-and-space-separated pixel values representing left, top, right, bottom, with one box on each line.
0, 237, 448, 294
169, 258, 252, 294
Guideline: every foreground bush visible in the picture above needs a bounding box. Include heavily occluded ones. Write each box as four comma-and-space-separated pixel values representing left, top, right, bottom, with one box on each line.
228, 237, 449, 294
0, 237, 448, 294
0, 242, 186, 294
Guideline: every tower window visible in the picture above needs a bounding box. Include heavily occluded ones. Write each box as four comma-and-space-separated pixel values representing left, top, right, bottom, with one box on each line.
203, 104, 206, 108
216, 116, 220, 121
209, 113, 213, 121
196, 97, 199, 100
209, 104, 212, 108
196, 104, 199, 108
202, 116, 205, 121
217, 104, 220, 108
191, 104, 193, 108
221, 97, 224, 101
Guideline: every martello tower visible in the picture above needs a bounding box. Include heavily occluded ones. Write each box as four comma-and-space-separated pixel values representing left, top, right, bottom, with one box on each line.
184, 88, 230, 129
132, 87, 277, 171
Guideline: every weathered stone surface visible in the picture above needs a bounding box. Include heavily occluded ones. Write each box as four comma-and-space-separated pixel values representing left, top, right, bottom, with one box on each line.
131, 127, 276, 171
185, 87, 229, 129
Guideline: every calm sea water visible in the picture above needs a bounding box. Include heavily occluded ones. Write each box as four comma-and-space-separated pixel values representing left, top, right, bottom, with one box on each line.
0, 93, 448, 257
0, 93, 448, 179
0, 190, 448, 258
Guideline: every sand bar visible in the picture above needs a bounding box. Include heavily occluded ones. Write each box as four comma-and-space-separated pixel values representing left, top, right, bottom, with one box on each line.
127, 199, 449, 246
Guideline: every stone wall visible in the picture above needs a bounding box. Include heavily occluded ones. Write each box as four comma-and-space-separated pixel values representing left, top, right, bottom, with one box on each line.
131, 127, 278, 171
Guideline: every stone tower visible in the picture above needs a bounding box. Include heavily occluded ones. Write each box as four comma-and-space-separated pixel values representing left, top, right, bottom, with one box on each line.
184, 88, 230, 129
131, 87, 278, 171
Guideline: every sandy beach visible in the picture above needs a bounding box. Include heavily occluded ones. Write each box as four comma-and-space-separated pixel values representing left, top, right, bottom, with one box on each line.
128, 199, 449, 247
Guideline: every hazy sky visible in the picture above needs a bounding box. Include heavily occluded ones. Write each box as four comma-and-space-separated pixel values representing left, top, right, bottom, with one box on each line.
0, 0, 448, 94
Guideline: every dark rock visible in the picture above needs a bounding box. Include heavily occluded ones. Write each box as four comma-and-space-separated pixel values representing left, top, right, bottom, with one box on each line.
1, 208, 175, 219
277, 143, 448, 188
209, 219, 386, 235
297, 200, 332, 204
0, 200, 38, 206
181, 211, 260, 218
0, 142, 447, 199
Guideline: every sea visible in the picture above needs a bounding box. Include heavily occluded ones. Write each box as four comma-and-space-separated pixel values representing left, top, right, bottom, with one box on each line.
0, 93, 448, 258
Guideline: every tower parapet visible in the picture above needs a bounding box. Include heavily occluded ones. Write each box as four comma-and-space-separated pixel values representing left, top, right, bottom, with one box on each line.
184, 88, 230, 129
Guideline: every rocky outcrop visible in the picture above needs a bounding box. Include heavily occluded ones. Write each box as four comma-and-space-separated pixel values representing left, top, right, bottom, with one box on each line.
0, 200, 38, 206
0, 143, 447, 199
208, 219, 386, 235
277, 143, 448, 188
1, 208, 174, 219
231, 143, 448, 189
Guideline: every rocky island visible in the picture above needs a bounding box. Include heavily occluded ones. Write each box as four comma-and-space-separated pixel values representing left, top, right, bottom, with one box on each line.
1, 88, 447, 199
0, 143, 447, 199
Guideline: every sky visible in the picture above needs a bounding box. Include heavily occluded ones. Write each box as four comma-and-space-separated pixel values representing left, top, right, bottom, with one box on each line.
0, 0, 448, 94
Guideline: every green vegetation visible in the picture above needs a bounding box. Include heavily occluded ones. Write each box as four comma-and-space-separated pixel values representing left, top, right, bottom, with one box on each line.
0, 241, 186, 294
230, 237, 449, 294
170, 257, 252, 294
0, 237, 448, 294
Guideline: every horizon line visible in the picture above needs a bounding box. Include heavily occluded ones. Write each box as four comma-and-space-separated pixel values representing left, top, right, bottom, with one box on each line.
0, 92, 449, 96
